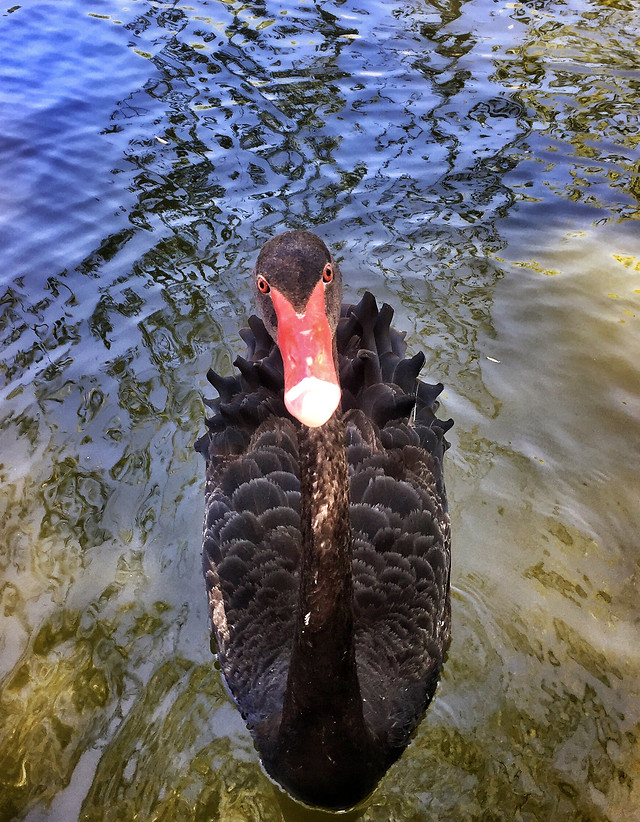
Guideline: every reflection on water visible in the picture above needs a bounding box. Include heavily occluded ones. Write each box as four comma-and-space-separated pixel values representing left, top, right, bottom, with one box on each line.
0, 0, 639, 819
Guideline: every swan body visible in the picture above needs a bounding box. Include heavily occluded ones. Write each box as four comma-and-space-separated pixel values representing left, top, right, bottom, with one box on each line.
197, 231, 453, 809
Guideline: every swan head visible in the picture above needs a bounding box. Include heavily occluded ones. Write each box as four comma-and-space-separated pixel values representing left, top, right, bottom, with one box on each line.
253, 231, 343, 428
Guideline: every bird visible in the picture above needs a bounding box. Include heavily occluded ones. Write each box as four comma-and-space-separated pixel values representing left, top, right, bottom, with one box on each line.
196, 230, 453, 810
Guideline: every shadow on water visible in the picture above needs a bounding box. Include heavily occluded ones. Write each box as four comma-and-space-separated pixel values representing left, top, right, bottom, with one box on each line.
0, 0, 639, 819
274, 792, 369, 822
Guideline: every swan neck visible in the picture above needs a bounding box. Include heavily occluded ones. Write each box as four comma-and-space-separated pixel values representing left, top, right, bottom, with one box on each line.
298, 414, 353, 632
273, 415, 380, 806
287, 414, 358, 693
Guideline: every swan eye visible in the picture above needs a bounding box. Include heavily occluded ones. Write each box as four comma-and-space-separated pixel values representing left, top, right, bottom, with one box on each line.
257, 275, 270, 294
322, 263, 334, 284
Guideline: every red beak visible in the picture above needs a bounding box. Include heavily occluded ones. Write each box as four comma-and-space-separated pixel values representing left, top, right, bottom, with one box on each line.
270, 280, 341, 428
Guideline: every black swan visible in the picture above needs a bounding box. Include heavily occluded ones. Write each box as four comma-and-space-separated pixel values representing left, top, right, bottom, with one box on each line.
196, 231, 453, 810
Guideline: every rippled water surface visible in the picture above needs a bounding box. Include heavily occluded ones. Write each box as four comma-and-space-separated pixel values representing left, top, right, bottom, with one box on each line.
1, 0, 639, 820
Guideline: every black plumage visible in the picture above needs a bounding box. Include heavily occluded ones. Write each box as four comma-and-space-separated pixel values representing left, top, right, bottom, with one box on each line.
197, 231, 453, 810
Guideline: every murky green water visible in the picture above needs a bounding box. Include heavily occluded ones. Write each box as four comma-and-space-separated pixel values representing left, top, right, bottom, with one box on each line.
1, 0, 639, 820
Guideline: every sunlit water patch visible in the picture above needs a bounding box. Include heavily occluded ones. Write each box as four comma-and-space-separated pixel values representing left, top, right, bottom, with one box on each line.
1, 0, 639, 820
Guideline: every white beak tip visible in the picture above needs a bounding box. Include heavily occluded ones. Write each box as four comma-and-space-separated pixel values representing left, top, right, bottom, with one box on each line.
284, 378, 341, 428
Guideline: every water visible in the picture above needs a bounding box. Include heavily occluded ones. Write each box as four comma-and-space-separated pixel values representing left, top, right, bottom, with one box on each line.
0, 0, 639, 819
